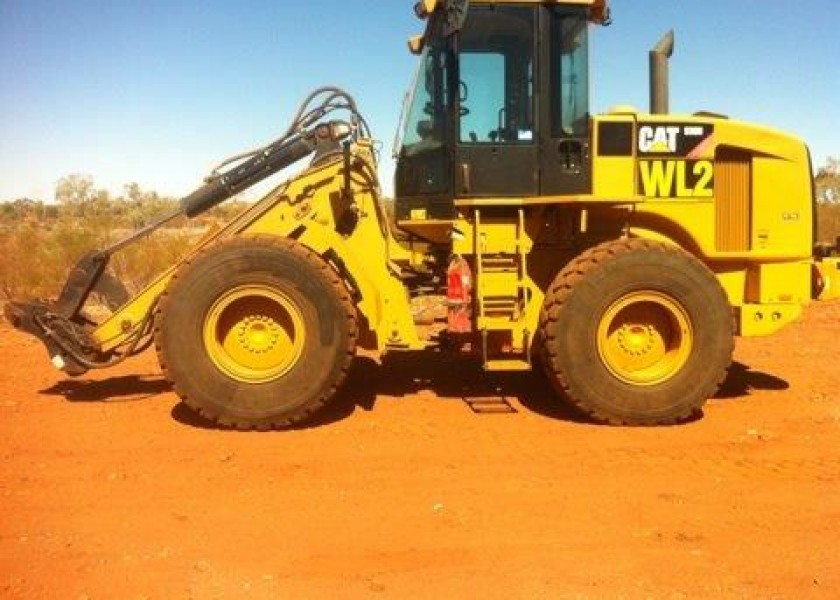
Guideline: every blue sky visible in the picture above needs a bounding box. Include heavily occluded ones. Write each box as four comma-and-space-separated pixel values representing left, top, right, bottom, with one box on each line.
1, 0, 837, 202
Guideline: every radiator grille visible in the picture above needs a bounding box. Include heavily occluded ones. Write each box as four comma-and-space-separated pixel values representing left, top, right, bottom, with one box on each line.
715, 149, 752, 252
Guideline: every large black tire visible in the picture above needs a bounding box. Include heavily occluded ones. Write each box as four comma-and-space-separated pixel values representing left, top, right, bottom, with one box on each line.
155, 235, 357, 430
539, 239, 733, 426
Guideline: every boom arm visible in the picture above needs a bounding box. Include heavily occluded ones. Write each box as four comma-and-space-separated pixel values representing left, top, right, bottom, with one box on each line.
181, 133, 317, 218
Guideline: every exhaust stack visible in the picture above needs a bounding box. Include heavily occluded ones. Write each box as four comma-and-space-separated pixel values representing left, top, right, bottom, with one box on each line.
650, 30, 675, 114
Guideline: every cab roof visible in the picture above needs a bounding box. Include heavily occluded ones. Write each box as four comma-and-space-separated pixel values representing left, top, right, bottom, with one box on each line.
468, 0, 610, 24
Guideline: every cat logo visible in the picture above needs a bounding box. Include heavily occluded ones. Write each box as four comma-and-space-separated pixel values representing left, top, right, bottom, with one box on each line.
638, 126, 680, 154
636, 123, 715, 158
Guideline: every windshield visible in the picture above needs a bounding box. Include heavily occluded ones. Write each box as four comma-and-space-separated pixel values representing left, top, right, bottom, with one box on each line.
394, 41, 451, 159
393, 51, 426, 158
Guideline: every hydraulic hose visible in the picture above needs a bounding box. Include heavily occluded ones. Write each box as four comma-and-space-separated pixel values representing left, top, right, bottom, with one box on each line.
181, 132, 317, 218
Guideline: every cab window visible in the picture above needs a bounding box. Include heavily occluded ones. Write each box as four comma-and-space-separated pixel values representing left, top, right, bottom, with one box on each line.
458, 6, 535, 145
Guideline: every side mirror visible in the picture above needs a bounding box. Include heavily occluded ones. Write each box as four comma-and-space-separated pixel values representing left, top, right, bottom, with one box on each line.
442, 0, 470, 37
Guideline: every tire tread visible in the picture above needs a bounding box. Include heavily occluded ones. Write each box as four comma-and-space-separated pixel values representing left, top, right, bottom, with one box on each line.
154, 235, 358, 430
538, 238, 734, 426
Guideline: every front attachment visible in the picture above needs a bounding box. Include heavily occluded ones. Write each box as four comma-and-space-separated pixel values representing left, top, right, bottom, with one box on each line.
5, 300, 97, 376
4, 250, 127, 376
4, 265, 152, 378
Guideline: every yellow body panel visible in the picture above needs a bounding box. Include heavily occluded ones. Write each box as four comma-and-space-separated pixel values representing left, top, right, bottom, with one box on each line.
606, 112, 815, 336
738, 304, 804, 337
630, 114, 814, 260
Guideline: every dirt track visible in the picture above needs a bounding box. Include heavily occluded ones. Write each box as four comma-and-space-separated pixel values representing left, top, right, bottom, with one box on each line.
1, 301, 838, 599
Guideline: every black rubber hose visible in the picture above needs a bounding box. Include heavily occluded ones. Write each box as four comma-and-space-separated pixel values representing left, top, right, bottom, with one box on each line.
180, 133, 316, 218
36, 300, 159, 370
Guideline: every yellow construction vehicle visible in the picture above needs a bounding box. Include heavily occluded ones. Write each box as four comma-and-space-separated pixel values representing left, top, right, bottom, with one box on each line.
7, 0, 839, 428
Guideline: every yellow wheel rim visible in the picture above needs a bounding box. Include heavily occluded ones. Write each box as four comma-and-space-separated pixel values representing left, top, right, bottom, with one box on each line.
203, 285, 305, 384
596, 291, 694, 386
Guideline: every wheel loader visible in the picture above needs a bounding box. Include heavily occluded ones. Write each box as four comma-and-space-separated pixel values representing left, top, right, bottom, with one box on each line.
6, 0, 839, 429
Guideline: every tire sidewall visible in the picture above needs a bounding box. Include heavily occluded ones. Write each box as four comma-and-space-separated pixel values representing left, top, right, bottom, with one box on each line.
160, 238, 351, 425
545, 246, 733, 422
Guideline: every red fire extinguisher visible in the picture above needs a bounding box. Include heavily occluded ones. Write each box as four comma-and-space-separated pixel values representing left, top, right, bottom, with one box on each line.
447, 255, 473, 334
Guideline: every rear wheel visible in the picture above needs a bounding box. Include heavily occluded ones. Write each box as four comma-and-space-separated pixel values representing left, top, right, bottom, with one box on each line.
539, 239, 733, 426
156, 235, 357, 430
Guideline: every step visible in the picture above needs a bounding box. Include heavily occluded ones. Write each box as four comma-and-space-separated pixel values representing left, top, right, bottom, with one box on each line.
483, 358, 532, 372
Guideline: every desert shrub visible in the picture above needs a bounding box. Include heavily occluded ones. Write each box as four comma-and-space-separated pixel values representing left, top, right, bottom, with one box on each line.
0, 176, 253, 310
0, 218, 197, 303
815, 158, 839, 244
0, 218, 108, 300
0, 224, 55, 300
109, 229, 198, 295
817, 203, 840, 245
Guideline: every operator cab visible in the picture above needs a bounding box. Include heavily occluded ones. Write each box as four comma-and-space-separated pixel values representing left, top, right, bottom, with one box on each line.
394, 0, 609, 222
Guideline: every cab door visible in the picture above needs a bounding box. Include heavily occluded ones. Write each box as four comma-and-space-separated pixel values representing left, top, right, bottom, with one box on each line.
539, 6, 593, 195
455, 5, 538, 198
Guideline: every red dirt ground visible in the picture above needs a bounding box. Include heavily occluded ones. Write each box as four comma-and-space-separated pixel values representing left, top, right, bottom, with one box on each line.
0, 301, 838, 599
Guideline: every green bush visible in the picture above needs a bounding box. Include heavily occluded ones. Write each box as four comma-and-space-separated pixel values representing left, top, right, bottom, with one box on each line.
0, 176, 240, 304
0, 218, 196, 303
817, 203, 840, 245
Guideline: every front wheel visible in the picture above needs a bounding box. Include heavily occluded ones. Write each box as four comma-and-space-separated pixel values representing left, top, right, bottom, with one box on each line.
539, 239, 734, 426
155, 235, 357, 430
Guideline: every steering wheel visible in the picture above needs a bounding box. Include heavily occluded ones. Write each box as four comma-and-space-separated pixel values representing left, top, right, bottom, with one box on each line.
459, 81, 470, 117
